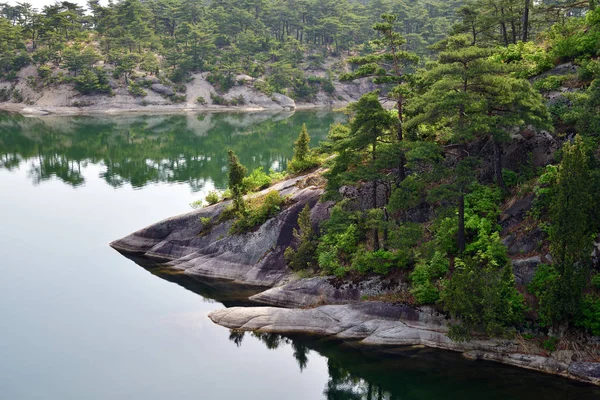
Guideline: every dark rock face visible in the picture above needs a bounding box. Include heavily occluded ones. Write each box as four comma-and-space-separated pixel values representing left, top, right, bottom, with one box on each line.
500, 195, 534, 232
339, 181, 390, 211
111, 174, 326, 286
151, 84, 175, 96
512, 256, 542, 286
568, 362, 600, 383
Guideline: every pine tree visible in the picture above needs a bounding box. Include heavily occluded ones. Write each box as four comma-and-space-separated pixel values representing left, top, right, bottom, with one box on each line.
293, 124, 310, 162
340, 14, 419, 182
227, 149, 247, 213
546, 135, 594, 323
284, 204, 318, 271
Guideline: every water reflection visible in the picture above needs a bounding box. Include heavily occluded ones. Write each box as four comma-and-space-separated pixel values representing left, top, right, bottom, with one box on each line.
229, 331, 600, 400
0, 111, 343, 190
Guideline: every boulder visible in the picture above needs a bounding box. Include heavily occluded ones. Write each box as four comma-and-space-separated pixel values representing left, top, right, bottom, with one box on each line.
512, 255, 542, 286
271, 93, 296, 110
151, 83, 175, 96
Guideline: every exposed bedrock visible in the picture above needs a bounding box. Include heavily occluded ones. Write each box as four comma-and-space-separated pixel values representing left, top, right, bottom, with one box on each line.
209, 302, 600, 384
110, 173, 329, 286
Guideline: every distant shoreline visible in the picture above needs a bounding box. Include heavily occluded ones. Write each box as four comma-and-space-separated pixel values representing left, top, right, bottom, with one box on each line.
0, 102, 345, 117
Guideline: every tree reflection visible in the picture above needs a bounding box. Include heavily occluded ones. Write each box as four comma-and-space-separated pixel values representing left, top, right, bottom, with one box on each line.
0, 111, 344, 190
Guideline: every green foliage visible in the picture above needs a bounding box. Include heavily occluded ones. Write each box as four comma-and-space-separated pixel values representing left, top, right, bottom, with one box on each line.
227, 149, 247, 213
73, 68, 112, 95
196, 96, 207, 105
242, 167, 272, 192
576, 295, 600, 336
205, 190, 220, 205
230, 191, 285, 234
410, 251, 449, 304
528, 264, 560, 327
288, 123, 320, 174
493, 42, 554, 78
284, 205, 318, 271
532, 136, 595, 326
533, 75, 570, 92
388, 175, 425, 213
352, 248, 409, 275
542, 337, 559, 352
128, 82, 147, 97
200, 216, 212, 226
592, 274, 600, 290
190, 199, 204, 209
442, 258, 524, 341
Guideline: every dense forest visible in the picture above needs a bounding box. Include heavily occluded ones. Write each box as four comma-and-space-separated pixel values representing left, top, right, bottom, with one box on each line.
3, 0, 600, 343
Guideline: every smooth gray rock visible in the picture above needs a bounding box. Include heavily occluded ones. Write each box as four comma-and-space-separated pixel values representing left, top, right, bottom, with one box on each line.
271, 93, 296, 110
209, 302, 598, 384
151, 84, 175, 96
250, 277, 361, 307
111, 173, 326, 286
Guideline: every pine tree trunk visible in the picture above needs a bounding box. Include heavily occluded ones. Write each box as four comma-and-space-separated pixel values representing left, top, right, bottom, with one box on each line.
458, 194, 465, 253
494, 140, 507, 192
397, 98, 406, 182
523, 0, 531, 42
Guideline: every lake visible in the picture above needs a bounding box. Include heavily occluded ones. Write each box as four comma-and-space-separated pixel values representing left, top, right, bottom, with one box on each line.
1, 111, 599, 400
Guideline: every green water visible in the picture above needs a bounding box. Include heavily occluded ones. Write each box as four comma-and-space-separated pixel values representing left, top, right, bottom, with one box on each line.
1, 111, 599, 399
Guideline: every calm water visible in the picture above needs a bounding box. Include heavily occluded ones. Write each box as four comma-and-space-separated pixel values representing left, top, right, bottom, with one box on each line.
1, 111, 599, 400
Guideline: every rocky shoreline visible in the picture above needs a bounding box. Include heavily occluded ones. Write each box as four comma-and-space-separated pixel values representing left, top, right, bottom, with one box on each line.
0, 68, 375, 117
110, 169, 600, 386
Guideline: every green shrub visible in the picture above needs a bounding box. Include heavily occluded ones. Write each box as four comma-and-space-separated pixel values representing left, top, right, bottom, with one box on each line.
196, 96, 207, 105
171, 94, 187, 103
533, 75, 569, 92
74, 68, 112, 95
528, 264, 559, 326
284, 205, 318, 271
492, 41, 554, 78
205, 190, 220, 205
253, 79, 274, 95
287, 157, 320, 174
128, 83, 147, 97
502, 169, 519, 188
11, 88, 23, 103
190, 199, 204, 209
230, 191, 285, 234
0, 88, 11, 102
442, 258, 524, 341
200, 216, 212, 225
210, 92, 228, 105
243, 167, 272, 192
207, 71, 236, 92
410, 251, 449, 304
592, 274, 600, 289
352, 248, 408, 275
576, 294, 600, 336
542, 336, 559, 352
